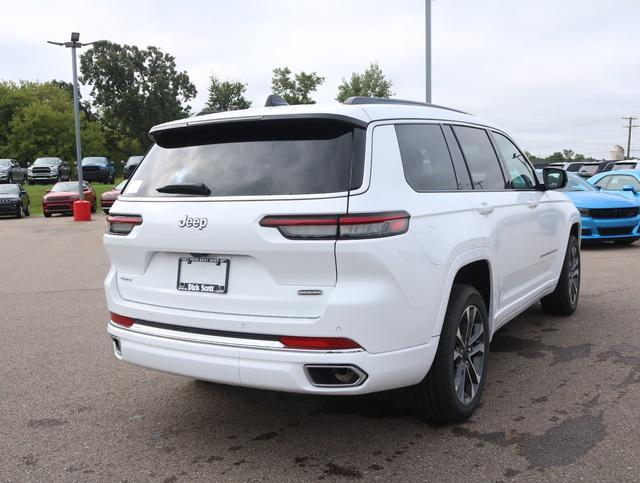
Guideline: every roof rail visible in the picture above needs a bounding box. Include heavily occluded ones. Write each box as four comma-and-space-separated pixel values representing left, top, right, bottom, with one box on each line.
343, 96, 469, 115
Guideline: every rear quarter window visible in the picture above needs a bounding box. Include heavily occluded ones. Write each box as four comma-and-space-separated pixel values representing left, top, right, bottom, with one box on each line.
395, 124, 458, 191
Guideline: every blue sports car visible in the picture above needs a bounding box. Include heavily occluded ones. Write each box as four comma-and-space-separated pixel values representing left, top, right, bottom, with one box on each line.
560, 173, 640, 244
587, 169, 640, 202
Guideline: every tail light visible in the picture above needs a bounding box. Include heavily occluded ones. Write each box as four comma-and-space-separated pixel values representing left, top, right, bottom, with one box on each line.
260, 211, 410, 240
279, 336, 361, 350
107, 214, 142, 235
110, 312, 135, 328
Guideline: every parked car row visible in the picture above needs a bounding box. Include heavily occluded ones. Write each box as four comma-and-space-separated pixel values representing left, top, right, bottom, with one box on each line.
546, 159, 640, 179
0, 178, 127, 219
0, 155, 145, 185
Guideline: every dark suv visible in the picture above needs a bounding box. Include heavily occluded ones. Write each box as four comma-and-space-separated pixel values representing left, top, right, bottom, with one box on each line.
82, 157, 115, 184
0, 183, 30, 218
28, 157, 71, 184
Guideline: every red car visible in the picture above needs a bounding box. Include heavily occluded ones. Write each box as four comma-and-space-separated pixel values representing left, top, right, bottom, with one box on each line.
43, 181, 96, 217
100, 180, 126, 214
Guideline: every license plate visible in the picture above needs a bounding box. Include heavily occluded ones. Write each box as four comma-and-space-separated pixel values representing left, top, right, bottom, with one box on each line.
177, 256, 229, 294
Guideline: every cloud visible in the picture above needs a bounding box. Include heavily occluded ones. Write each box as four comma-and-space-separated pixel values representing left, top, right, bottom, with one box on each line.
1, 0, 638, 156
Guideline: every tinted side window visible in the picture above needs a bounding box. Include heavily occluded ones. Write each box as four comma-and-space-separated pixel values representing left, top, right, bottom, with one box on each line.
453, 126, 505, 190
442, 125, 473, 190
395, 124, 458, 191
492, 132, 536, 189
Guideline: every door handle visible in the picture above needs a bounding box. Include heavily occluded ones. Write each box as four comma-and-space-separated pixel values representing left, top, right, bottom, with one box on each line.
527, 200, 539, 209
477, 203, 494, 215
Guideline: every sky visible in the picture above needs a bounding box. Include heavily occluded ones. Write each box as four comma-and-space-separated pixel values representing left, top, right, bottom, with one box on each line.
1, 0, 639, 157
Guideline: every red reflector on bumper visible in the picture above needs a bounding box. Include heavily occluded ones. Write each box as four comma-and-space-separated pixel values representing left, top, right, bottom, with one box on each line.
279, 336, 361, 350
110, 312, 135, 328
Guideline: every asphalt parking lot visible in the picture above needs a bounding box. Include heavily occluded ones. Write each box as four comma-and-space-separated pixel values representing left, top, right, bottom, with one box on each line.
1, 216, 639, 482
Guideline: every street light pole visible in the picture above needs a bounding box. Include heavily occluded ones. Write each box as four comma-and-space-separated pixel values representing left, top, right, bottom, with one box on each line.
47, 33, 93, 202
425, 0, 432, 104
70, 42, 84, 199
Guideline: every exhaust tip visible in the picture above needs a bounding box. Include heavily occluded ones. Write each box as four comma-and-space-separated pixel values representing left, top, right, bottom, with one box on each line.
304, 365, 367, 387
111, 336, 122, 359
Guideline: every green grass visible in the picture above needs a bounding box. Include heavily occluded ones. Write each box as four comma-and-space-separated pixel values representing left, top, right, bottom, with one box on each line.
26, 179, 122, 217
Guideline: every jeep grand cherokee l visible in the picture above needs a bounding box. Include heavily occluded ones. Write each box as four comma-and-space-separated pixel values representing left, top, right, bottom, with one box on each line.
104, 97, 580, 423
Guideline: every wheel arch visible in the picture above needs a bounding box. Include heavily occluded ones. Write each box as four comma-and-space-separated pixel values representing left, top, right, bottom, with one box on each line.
432, 249, 495, 340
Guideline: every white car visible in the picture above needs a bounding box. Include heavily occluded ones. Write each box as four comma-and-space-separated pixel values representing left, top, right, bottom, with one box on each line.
104, 96, 581, 423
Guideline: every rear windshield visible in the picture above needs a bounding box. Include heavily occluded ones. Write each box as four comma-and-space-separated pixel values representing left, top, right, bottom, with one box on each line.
123, 118, 365, 198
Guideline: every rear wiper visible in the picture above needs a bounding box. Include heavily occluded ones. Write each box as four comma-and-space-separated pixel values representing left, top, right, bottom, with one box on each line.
156, 182, 211, 196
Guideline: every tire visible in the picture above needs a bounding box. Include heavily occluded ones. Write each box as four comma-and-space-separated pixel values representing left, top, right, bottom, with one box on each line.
91, 202, 96, 213
44, 210, 52, 218
16, 203, 23, 219
541, 234, 580, 316
408, 284, 489, 423
24, 202, 30, 216
614, 238, 638, 246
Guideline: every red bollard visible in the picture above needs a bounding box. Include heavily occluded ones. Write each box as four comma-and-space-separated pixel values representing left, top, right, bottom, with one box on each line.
73, 200, 91, 221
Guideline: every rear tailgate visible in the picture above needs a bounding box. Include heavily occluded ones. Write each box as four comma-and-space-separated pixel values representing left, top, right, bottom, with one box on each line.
105, 117, 365, 319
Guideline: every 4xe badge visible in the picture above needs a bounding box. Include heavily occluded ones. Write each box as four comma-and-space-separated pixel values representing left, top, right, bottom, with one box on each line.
178, 215, 208, 230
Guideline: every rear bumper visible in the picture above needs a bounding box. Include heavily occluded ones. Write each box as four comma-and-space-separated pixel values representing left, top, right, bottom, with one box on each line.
580, 215, 640, 240
107, 321, 437, 394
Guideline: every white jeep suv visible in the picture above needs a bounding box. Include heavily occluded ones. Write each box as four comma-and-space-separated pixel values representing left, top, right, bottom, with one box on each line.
104, 97, 581, 423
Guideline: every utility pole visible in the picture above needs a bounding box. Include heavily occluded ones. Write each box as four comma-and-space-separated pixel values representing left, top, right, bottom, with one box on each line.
622, 116, 638, 160
425, 0, 432, 103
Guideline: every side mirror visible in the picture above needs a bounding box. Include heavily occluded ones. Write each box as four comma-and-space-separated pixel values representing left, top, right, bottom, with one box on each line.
542, 167, 568, 190
622, 184, 638, 194
46, 189, 51, 193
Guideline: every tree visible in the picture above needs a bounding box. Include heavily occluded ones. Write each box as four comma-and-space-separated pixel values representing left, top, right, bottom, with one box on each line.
205, 76, 251, 112
336, 63, 393, 102
271, 67, 324, 104
0, 81, 105, 165
49, 79, 96, 121
80, 41, 197, 149
562, 149, 575, 160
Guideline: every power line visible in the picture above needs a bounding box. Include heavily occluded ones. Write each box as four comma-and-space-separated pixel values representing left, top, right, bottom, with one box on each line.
622, 116, 638, 160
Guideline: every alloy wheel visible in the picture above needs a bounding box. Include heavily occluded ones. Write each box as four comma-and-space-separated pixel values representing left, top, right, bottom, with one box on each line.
569, 244, 580, 305
453, 305, 486, 405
